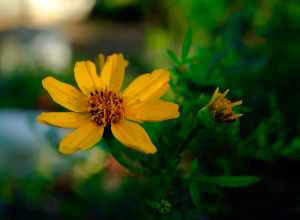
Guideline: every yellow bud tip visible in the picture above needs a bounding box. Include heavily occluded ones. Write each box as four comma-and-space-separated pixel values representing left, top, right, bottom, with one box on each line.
222, 89, 230, 98
231, 100, 243, 107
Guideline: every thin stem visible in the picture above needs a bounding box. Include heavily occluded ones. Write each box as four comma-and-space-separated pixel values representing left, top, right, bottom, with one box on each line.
176, 124, 199, 156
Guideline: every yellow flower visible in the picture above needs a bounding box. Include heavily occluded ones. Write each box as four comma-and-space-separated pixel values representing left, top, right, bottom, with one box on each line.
38, 53, 179, 154
207, 88, 243, 123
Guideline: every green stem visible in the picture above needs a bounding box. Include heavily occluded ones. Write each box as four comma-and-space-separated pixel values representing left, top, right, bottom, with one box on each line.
176, 127, 198, 155
106, 138, 144, 174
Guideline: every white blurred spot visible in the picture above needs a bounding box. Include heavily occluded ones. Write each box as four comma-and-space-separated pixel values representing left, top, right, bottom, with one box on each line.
31, 32, 72, 72
27, 0, 96, 25
0, 0, 96, 28
0, 29, 71, 74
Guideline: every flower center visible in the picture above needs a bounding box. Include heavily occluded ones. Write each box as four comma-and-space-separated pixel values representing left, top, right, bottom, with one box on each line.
88, 90, 124, 127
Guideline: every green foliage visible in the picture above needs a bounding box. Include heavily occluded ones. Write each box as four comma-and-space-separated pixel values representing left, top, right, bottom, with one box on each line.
282, 137, 300, 157
187, 160, 201, 208
197, 107, 215, 128
181, 28, 193, 60
167, 49, 180, 65
200, 176, 260, 188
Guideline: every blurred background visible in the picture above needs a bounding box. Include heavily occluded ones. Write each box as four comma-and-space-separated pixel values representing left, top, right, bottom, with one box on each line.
1, 0, 300, 219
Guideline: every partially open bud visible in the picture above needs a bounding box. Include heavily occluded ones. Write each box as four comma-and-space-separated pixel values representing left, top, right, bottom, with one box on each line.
207, 88, 243, 123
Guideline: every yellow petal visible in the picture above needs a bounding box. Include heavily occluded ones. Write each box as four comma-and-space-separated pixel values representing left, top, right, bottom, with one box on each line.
100, 53, 128, 91
42, 76, 88, 112
111, 120, 157, 154
123, 69, 170, 104
37, 112, 90, 128
59, 121, 104, 154
126, 99, 179, 122
74, 61, 101, 95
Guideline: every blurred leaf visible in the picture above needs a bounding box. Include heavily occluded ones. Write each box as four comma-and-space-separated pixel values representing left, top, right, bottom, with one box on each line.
217, 159, 231, 175
145, 199, 160, 210
167, 49, 180, 64
282, 137, 300, 156
189, 159, 199, 175
183, 54, 202, 64
181, 28, 193, 60
189, 181, 201, 208
187, 160, 201, 208
203, 176, 260, 188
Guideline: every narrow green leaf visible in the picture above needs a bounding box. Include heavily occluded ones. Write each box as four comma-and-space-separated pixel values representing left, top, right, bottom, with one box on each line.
187, 160, 201, 208
189, 181, 201, 208
181, 28, 193, 60
204, 176, 260, 188
167, 49, 180, 64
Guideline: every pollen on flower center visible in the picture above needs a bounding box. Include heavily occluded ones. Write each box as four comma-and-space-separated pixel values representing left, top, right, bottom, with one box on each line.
88, 89, 124, 126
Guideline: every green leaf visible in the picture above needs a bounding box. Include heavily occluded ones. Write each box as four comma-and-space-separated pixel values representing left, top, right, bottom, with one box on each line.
217, 159, 231, 175
167, 49, 180, 64
282, 137, 300, 156
203, 176, 260, 188
187, 160, 201, 208
189, 181, 201, 208
181, 28, 193, 60
196, 106, 215, 128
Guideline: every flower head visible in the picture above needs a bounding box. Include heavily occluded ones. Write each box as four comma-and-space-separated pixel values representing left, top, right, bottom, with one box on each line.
207, 88, 242, 123
38, 53, 179, 154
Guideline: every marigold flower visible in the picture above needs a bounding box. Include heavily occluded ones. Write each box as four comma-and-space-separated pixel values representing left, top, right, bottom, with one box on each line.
207, 88, 243, 123
38, 53, 179, 154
